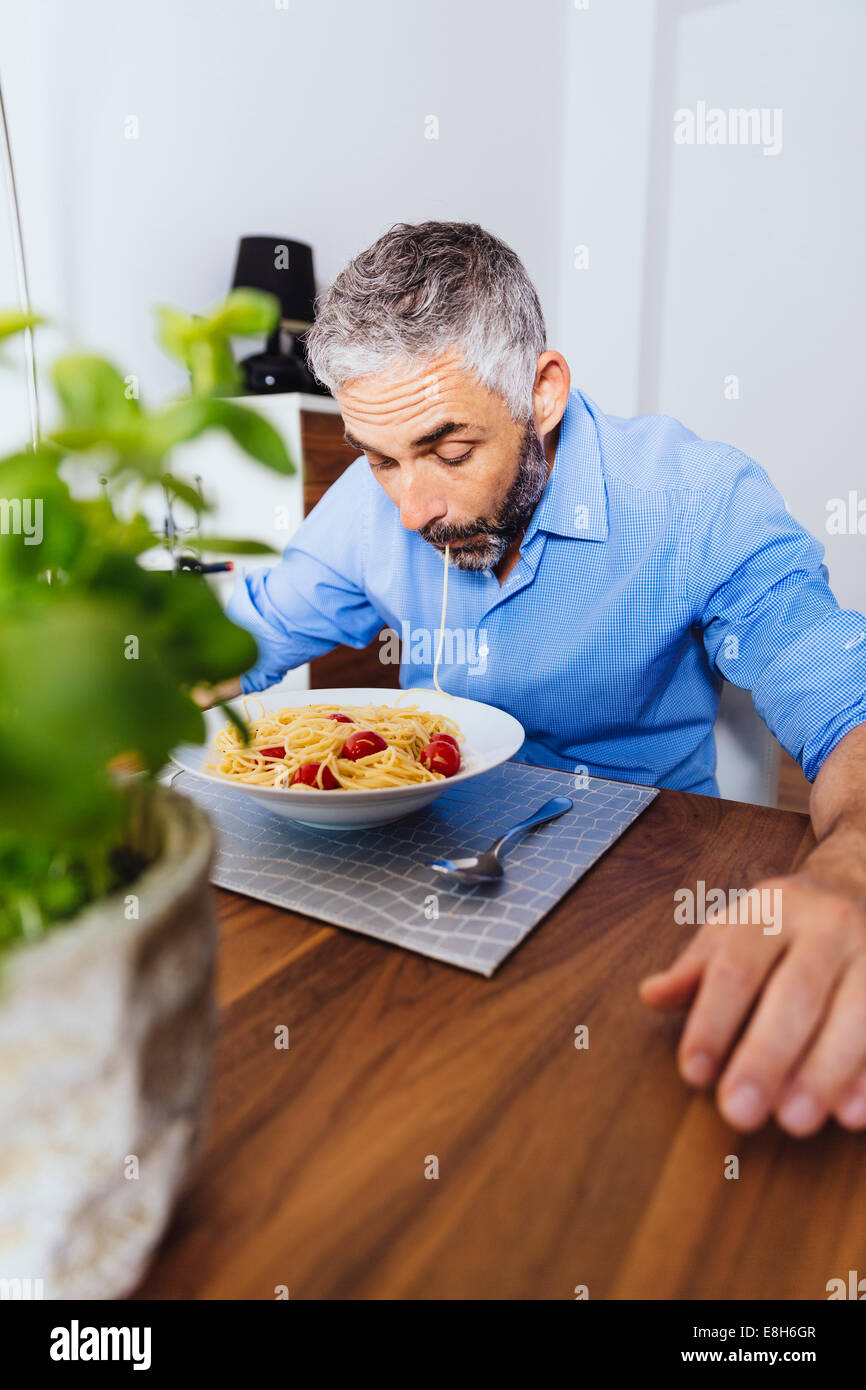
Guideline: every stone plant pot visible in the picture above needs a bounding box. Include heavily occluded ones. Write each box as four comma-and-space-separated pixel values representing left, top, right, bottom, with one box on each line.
0, 783, 217, 1300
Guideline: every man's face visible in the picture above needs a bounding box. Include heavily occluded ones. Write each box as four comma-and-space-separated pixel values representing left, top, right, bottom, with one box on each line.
337, 349, 551, 571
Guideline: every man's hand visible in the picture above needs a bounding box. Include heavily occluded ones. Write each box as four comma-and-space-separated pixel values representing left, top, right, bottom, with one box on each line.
190, 676, 243, 710
640, 870, 866, 1135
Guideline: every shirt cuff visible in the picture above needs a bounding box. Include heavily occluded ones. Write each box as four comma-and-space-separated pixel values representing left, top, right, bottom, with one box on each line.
753, 609, 866, 782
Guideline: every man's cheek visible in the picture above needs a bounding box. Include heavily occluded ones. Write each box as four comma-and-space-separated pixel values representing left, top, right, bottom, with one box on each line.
372, 472, 399, 505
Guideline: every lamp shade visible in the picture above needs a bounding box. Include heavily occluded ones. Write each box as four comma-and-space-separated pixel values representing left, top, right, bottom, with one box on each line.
231, 236, 317, 330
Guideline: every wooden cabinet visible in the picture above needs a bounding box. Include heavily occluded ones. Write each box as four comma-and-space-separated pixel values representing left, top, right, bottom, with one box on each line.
299, 408, 357, 514
298, 404, 398, 689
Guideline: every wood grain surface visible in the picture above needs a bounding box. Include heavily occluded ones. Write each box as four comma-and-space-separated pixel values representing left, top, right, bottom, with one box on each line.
300, 407, 399, 689
134, 784, 866, 1301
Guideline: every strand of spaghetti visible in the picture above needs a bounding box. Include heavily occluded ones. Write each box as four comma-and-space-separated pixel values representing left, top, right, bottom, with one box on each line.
432, 542, 453, 697
395, 540, 454, 704
239, 693, 267, 727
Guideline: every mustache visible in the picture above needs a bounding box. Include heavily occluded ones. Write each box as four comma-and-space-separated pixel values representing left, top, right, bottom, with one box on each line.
419, 517, 514, 546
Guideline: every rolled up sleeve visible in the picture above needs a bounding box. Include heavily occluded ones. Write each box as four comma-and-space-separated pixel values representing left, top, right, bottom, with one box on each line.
687, 450, 866, 782
226, 457, 386, 693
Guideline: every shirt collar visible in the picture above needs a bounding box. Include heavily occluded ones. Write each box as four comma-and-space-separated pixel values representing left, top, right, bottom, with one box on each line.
523, 388, 609, 545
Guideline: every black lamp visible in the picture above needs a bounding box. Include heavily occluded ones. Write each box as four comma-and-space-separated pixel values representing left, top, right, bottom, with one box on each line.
230, 236, 329, 395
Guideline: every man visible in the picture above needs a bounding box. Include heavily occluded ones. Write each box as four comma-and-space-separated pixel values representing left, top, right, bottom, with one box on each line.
204, 221, 866, 1138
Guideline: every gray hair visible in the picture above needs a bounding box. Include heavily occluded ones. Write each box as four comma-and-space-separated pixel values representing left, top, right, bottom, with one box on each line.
304, 221, 547, 421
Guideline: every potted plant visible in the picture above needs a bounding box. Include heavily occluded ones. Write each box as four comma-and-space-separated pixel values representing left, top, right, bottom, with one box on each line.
0, 291, 292, 1299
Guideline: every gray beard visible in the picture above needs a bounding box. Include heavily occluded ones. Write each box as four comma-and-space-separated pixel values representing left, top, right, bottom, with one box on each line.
419, 420, 551, 571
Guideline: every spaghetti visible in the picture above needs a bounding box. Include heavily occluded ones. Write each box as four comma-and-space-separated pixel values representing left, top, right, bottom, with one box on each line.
397, 539, 455, 706
432, 541, 451, 696
208, 698, 465, 791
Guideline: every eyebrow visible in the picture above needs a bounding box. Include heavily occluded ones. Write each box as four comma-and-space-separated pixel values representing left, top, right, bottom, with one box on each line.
343, 421, 475, 453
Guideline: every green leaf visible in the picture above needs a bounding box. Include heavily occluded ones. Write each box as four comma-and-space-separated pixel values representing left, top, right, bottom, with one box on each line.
0, 580, 258, 840
145, 569, 259, 684
159, 472, 211, 512
155, 293, 281, 396
140, 399, 213, 455
196, 399, 295, 473
50, 424, 145, 457
153, 305, 192, 363
147, 396, 294, 474
218, 699, 250, 745
208, 289, 280, 336
52, 354, 141, 427
73, 499, 158, 558
0, 450, 87, 581
155, 304, 244, 396
0, 594, 196, 836
0, 440, 64, 471
191, 536, 277, 554
0, 310, 43, 340
189, 337, 242, 396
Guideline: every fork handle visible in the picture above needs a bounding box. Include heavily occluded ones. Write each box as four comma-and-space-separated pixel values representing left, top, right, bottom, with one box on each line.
489, 796, 573, 858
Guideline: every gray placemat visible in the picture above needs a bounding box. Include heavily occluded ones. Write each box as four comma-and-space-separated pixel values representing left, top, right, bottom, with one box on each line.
171, 762, 658, 977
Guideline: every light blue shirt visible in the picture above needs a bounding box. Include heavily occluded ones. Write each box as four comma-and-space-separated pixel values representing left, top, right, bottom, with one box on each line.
226, 388, 866, 796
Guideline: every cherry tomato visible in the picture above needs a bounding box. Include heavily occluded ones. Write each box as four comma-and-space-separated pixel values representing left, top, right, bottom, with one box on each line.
431, 734, 459, 752
259, 745, 286, 759
327, 712, 353, 723
419, 738, 461, 777
341, 730, 388, 761
291, 762, 338, 789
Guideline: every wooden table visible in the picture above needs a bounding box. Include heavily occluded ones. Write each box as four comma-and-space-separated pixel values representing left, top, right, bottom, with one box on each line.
135, 785, 866, 1300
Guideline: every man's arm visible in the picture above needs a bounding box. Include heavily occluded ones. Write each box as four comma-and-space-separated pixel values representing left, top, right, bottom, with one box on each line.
808, 718, 866, 856
640, 448, 866, 1134
205, 455, 384, 698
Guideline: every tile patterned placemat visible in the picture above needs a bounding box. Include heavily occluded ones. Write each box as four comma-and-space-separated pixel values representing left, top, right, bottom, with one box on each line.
169, 764, 658, 977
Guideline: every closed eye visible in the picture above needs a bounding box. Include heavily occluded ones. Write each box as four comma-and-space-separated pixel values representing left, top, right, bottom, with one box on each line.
368, 448, 474, 472
437, 448, 474, 466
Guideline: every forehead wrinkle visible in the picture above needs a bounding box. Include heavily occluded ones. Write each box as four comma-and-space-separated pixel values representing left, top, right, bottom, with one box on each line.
339, 356, 473, 424
340, 396, 481, 455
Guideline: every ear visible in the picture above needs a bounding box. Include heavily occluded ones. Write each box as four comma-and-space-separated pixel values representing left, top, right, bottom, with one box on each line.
532, 351, 571, 436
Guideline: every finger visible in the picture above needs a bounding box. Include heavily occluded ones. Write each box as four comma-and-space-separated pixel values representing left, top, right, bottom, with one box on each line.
774, 954, 866, 1135
835, 1065, 866, 1131
639, 922, 721, 1009
191, 676, 242, 710
675, 924, 787, 1089
716, 931, 852, 1131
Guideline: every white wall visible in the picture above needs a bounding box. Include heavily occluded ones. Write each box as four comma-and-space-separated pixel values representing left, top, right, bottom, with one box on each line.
658, 0, 866, 610
557, 0, 865, 612
556, 0, 657, 410
0, 0, 566, 404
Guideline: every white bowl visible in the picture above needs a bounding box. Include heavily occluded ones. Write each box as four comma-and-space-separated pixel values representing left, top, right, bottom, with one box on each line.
170, 686, 525, 829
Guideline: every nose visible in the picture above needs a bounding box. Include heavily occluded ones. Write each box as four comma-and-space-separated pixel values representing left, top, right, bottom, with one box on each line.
399, 476, 447, 533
